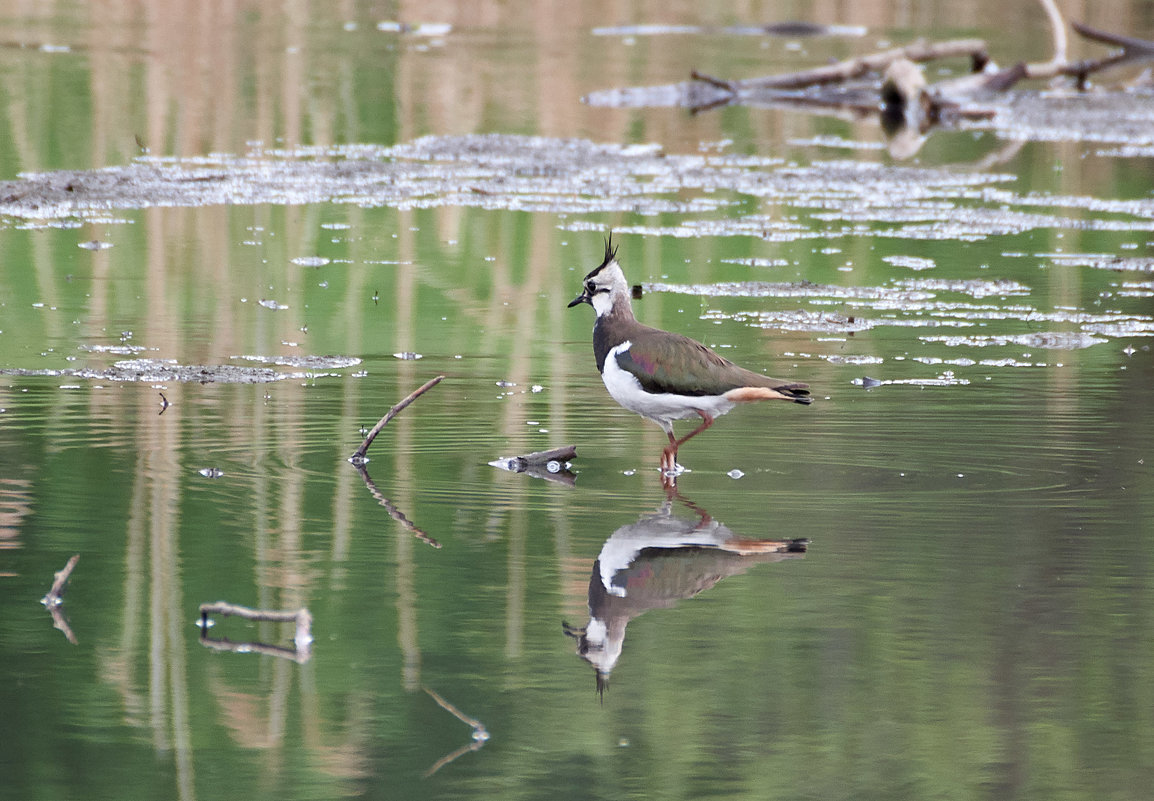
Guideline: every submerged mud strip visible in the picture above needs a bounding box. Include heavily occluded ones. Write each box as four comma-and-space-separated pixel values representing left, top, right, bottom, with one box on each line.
1, 134, 1153, 244
650, 277, 1154, 363
0, 356, 362, 384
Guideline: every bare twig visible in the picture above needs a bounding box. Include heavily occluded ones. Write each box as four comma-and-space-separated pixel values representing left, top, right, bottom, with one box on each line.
350, 375, 444, 462
354, 464, 442, 548
41, 553, 79, 607
689, 70, 735, 91
423, 687, 490, 777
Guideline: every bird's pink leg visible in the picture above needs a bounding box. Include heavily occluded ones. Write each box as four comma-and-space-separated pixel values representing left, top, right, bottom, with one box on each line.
659, 411, 715, 471
661, 430, 678, 473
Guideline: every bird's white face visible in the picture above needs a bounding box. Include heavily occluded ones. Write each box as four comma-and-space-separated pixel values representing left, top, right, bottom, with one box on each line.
582, 259, 629, 318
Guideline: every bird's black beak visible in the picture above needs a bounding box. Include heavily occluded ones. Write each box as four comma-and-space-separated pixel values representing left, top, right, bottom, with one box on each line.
567, 290, 591, 308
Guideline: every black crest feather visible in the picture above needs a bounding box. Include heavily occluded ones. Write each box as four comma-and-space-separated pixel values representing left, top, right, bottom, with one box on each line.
602, 233, 618, 267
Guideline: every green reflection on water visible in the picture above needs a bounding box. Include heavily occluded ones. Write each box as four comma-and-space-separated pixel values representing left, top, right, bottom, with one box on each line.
2, 2, 1154, 800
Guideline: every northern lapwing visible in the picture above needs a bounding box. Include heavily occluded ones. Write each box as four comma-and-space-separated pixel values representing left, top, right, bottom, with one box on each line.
563, 496, 808, 697
568, 237, 811, 473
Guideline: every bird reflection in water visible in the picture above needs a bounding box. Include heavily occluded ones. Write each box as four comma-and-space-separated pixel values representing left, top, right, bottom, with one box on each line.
563, 492, 807, 699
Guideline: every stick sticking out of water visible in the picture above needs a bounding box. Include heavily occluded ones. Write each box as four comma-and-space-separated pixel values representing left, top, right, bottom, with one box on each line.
423, 687, 490, 777
41, 554, 79, 607
41, 554, 81, 644
350, 375, 445, 463
198, 601, 313, 652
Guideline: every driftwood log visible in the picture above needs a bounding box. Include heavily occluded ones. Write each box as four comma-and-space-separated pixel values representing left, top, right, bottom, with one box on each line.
489, 445, 578, 485
686, 0, 1154, 122
692, 38, 989, 94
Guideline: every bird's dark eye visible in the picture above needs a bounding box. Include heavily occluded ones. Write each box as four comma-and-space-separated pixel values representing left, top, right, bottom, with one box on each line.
585, 281, 596, 293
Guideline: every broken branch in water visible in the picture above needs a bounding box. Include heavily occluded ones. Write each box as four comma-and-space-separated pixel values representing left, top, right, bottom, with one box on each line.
198, 601, 314, 657
700, 38, 989, 94
499, 444, 576, 471
423, 687, 490, 777
1060, 21, 1154, 88
685, 3, 1154, 121
350, 374, 444, 463
489, 444, 578, 485
41, 553, 79, 607
41, 554, 80, 644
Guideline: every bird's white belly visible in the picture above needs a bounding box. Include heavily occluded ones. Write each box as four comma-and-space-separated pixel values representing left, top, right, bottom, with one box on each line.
602, 341, 736, 426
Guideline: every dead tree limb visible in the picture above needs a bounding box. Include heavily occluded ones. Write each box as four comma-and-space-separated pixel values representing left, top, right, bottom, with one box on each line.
710, 38, 988, 93
350, 374, 444, 463
689, 11, 1154, 116
1058, 21, 1154, 88
1039, 0, 1067, 69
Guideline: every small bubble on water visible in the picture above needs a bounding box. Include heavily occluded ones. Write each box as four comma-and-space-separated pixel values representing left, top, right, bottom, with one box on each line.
198, 468, 225, 478
546, 460, 562, 473
78, 240, 113, 250
727, 469, 744, 479
622, 469, 636, 476
393, 352, 422, 360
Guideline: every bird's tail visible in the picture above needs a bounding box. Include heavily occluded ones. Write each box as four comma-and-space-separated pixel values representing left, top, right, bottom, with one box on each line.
779, 383, 812, 405
723, 537, 809, 555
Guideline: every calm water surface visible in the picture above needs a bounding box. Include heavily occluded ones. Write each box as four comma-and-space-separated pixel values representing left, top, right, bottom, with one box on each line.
2, 2, 1154, 800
